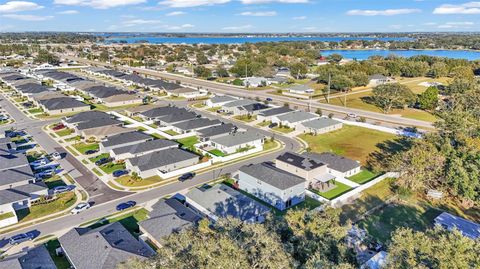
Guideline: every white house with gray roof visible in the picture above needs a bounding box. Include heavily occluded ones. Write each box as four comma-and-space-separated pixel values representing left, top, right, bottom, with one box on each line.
205, 95, 238, 108
171, 118, 222, 135
302, 152, 361, 178
125, 148, 199, 178
271, 111, 318, 129
297, 117, 343, 135
209, 131, 264, 154
235, 163, 306, 211
58, 222, 155, 269
99, 131, 152, 152
434, 212, 480, 240
184, 184, 271, 223
287, 84, 314, 95
110, 139, 178, 160
0, 245, 57, 269
221, 99, 257, 114
257, 106, 293, 122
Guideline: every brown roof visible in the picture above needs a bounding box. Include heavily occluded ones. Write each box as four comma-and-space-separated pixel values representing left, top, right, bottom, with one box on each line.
124, 104, 164, 114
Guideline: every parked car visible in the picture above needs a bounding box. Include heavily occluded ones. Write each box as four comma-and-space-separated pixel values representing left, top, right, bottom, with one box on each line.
347, 113, 357, 119
50, 152, 62, 160
112, 170, 128, 178
9, 233, 34, 245
116, 201, 136, 211
53, 124, 65, 131
268, 122, 278, 128
70, 202, 90, 214
35, 169, 55, 179
85, 149, 99, 155
95, 157, 112, 166
30, 158, 49, 167
266, 97, 273, 102
53, 185, 70, 194
179, 172, 195, 181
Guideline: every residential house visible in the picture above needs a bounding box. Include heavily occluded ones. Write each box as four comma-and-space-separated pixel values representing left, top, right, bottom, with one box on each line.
205, 95, 238, 108
368, 74, 393, 86
99, 131, 152, 152
235, 162, 306, 210
125, 148, 199, 178
0, 245, 57, 269
38, 97, 90, 115
138, 198, 201, 248
110, 139, 178, 160
184, 184, 271, 223
58, 222, 155, 269
196, 123, 236, 142
434, 212, 480, 240
236, 103, 269, 116
124, 104, 163, 117
81, 125, 132, 141
156, 111, 198, 127
73, 118, 123, 137
302, 152, 361, 178
169, 88, 204, 99
171, 118, 222, 135
297, 118, 343, 135
243, 77, 270, 88
221, 99, 258, 115
257, 106, 293, 122
276, 152, 330, 182
209, 131, 264, 154
287, 84, 314, 95
139, 106, 185, 121
271, 111, 318, 129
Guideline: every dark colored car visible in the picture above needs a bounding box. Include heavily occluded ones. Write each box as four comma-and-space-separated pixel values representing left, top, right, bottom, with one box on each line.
116, 201, 136, 211
95, 157, 111, 166
113, 170, 128, 178
266, 97, 273, 101
179, 172, 195, 181
53, 124, 65, 131
85, 149, 99, 155
268, 122, 278, 128
9, 232, 35, 245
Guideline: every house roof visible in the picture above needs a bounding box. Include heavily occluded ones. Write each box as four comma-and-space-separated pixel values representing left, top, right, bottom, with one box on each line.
288, 84, 313, 92
276, 151, 326, 171
112, 139, 178, 156
435, 212, 480, 239
276, 111, 318, 123
303, 152, 360, 173
0, 165, 35, 187
32, 91, 66, 101
196, 123, 236, 138
58, 222, 154, 269
300, 118, 342, 130
0, 153, 29, 171
210, 131, 263, 147
172, 118, 221, 131
138, 198, 201, 243
84, 86, 124, 99
124, 104, 163, 114
76, 117, 122, 131
82, 125, 131, 138
185, 184, 271, 221
128, 148, 198, 172
11, 182, 48, 196
140, 106, 184, 119
157, 111, 197, 124
0, 189, 30, 205
39, 97, 89, 110
239, 163, 305, 190
209, 95, 237, 104
241, 103, 269, 112
0, 245, 57, 269
369, 74, 388, 80
65, 111, 113, 124
258, 106, 293, 117
15, 83, 49, 94
222, 99, 257, 108
103, 94, 141, 103
101, 131, 151, 148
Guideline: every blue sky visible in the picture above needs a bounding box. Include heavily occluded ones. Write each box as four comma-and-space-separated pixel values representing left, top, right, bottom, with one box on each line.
1, 0, 480, 32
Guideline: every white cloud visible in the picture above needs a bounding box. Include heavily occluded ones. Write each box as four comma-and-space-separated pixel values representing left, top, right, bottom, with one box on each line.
54, 0, 146, 9
2, 14, 53, 21
346, 8, 421, 16
292, 15, 306, 20
222, 24, 252, 30
438, 21, 475, 28
166, 23, 195, 30
239, 11, 276, 16
433, 2, 480, 14
57, 9, 79, 14
0, 1, 43, 13
166, 11, 186, 16
241, 0, 308, 3
158, 0, 230, 8
123, 19, 162, 27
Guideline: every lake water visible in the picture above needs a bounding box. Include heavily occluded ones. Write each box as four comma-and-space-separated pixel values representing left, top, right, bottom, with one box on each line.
103, 36, 412, 44
320, 49, 480, 61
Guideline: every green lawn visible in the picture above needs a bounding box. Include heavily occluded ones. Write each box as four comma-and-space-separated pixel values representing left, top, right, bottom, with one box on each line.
298, 125, 397, 164
43, 175, 66, 189
348, 169, 380, 184
0, 211, 15, 221
55, 128, 73, 137
164, 129, 180, 136
99, 162, 126, 174
207, 106, 221, 112
91, 168, 103, 177
150, 133, 166, 139
233, 115, 256, 122
208, 149, 226, 157
263, 139, 277, 151
28, 108, 43, 114
89, 153, 110, 163
87, 209, 149, 238
73, 143, 99, 154
16, 192, 77, 223
65, 135, 82, 142
115, 175, 162, 187
257, 121, 271, 127
45, 239, 71, 269
272, 125, 294, 134
176, 136, 199, 150
192, 102, 206, 108
312, 181, 353, 200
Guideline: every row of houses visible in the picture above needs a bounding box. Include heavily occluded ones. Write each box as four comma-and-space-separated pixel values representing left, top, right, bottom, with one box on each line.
83, 67, 205, 99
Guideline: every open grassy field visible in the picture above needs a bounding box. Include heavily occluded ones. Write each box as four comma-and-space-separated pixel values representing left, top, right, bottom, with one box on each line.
164, 129, 180, 136
298, 125, 397, 164
233, 115, 256, 122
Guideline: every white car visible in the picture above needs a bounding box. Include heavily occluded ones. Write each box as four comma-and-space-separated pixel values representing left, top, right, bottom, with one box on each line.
51, 152, 61, 160
31, 158, 49, 167
347, 113, 357, 119
70, 202, 90, 214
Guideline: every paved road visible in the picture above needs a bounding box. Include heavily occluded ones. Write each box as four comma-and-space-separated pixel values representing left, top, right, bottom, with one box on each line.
63, 55, 433, 129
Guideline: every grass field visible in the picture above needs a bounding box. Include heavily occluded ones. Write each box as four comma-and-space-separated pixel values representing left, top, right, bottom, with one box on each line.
348, 169, 380, 184
28, 108, 43, 114
176, 136, 199, 150
55, 128, 73, 137
272, 125, 294, 133
208, 149, 226, 157
115, 175, 163, 187
0, 211, 15, 221
299, 125, 397, 164
99, 162, 126, 174
313, 181, 352, 200
16, 192, 77, 223
45, 239, 71, 269
257, 121, 271, 127
150, 133, 166, 139
87, 208, 149, 237
89, 153, 110, 163
233, 115, 256, 122
164, 129, 180, 136
73, 143, 99, 154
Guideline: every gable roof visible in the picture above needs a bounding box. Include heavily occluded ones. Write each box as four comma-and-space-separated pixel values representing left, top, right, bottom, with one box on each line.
0, 189, 30, 205
138, 198, 201, 244
101, 131, 151, 148
0, 245, 57, 269
303, 152, 360, 173
128, 148, 198, 172
239, 162, 305, 190
157, 111, 197, 124
276, 152, 326, 171
172, 118, 221, 131
0, 153, 29, 171
276, 111, 318, 123
58, 222, 154, 269
258, 106, 293, 117
197, 123, 236, 138
65, 111, 113, 124
0, 165, 35, 187
76, 117, 123, 131
112, 139, 178, 155
209, 95, 237, 104
300, 118, 342, 130
210, 131, 263, 147
39, 97, 89, 110
140, 106, 184, 118
222, 99, 257, 108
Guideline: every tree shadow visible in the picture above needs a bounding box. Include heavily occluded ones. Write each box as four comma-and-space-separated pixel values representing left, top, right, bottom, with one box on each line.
366, 136, 414, 171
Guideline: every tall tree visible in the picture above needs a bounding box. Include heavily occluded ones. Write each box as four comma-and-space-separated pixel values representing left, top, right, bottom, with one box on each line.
417, 86, 439, 110
371, 83, 415, 113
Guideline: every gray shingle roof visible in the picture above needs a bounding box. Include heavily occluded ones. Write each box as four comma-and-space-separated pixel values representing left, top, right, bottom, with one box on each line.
39, 97, 89, 110
303, 152, 360, 173
276, 111, 318, 123
172, 118, 221, 131
11, 182, 48, 196
276, 151, 326, 171
157, 111, 197, 124
239, 163, 305, 190
288, 84, 313, 92
0, 165, 35, 187
258, 106, 293, 117
222, 99, 257, 108
65, 111, 113, 124
185, 184, 271, 221
101, 131, 151, 148
300, 118, 342, 130
76, 117, 123, 131
138, 198, 201, 244
58, 222, 154, 269
128, 148, 198, 172
435, 212, 480, 240
0, 245, 57, 269
197, 123, 236, 138
0, 189, 29, 205
209, 95, 237, 104
85, 85, 124, 99
140, 106, 184, 119
210, 131, 263, 147
112, 139, 178, 155
0, 153, 29, 171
